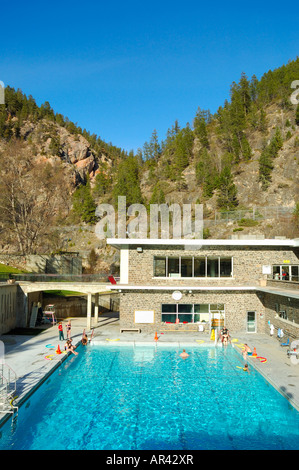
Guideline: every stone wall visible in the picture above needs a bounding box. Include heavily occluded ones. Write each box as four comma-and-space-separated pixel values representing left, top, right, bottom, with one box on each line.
262, 292, 299, 338
119, 289, 265, 334
0, 254, 82, 274
127, 245, 299, 287
0, 284, 18, 335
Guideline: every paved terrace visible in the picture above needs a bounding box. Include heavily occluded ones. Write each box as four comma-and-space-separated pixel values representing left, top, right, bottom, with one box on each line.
1, 314, 299, 428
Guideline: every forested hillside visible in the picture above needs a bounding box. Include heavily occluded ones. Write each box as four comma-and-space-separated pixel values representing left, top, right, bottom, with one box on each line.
0, 57, 299, 267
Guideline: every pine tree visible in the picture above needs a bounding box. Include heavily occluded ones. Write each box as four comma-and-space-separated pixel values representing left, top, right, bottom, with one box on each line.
87, 248, 98, 274
49, 135, 61, 156
149, 182, 166, 205
259, 147, 274, 190
249, 75, 259, 102
112, 155, 143, 206
173, 124, 194, 175
193, 107, 210, 148
217, 166, 238, 210
149, 129, 161, 161
295, 104, 299, 126
143, 130, 161, 161
259, 108, 267, 133
93, 169, 111, 197
239, 72, 252, 116
293, 202, 299, 230
195, 149, 219, 198
72, 177, 97, 224
258, 127, 283, 190
269, 127, 283, 156
240, 134, 253, 161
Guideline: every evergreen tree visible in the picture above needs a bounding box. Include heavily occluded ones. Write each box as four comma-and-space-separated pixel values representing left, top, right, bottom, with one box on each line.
49, 135, 61, 156
259, 108, 267, 133
72, 176, 97, 224
259, 146, 274, 190
149, 129, 161, 161
143, 130, 161, 161
295, 104, 299, 126
269, 127, 283, 155
193, 107, 210, 148
112, 155, 143, 206
93, 169, 111, 197
142, 141, 151, 161
240, 134, 253, 161
173, 124, 194, 175
87, 248, 98, 274
258, 128, 282, 190
293, 202, 299, 230
239, 72, 252, 116
249, 75, 259, 102
195, 149, 219, 198
217, 166, 238, 210
149, 182, 166, 205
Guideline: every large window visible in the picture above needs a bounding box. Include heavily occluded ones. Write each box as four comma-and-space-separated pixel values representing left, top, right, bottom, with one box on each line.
154, 256, 233, 278
194, 258, 205, 277
181, 258, 193, 277
273, 265, 299, 282
168, 258, 180, 277
153, 257, 166, 277
162, 303, 225, 324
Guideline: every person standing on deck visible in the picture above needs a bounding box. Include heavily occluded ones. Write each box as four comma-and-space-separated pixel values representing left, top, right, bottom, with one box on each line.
58, 322, 64, 340
66, 319, 72, 339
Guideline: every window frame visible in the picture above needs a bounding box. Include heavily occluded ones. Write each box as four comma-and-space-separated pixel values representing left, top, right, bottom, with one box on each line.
161, 303, 225, 324
272, 264, 299, 281
154, 255, 233, 278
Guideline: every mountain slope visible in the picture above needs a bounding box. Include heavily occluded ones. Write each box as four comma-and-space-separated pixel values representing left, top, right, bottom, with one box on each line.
0, 58, 298, 268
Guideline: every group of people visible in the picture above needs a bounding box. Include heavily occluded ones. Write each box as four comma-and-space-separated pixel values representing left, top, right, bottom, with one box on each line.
218, 325, 231, 345
57, 320, 94, 356
56, 320, 249, 373
65, 338, 78, 355
58, 320, 72, 341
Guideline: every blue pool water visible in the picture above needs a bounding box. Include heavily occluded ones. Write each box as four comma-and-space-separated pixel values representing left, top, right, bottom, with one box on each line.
1, 344, 299, 450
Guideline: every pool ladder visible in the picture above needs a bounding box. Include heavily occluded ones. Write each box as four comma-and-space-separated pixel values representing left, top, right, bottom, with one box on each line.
0, 363, 18, 424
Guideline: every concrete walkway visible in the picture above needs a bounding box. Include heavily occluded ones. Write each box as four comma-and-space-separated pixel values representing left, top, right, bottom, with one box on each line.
1, 313, 299, 428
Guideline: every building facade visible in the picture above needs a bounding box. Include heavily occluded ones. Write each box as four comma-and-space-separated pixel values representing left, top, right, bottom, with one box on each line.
107, 238, 299, 336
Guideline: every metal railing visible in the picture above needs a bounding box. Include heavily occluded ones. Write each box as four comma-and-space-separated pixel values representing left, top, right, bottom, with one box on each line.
205, 205, 295, 226
0, 273, 119, 283
0, 363, 17, 415
267, 274, 299, 283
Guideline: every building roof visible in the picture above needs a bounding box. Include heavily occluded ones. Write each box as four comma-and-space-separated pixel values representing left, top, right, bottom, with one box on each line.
107, 284, 257, 291
106, 284, 299, 300
107, 238, 299, 249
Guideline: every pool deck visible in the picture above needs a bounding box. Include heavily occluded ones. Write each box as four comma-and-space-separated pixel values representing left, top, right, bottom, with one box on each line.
1, 313, 299, 427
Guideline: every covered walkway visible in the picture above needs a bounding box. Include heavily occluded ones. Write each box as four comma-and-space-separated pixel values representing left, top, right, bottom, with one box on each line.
19, 281, 116, 330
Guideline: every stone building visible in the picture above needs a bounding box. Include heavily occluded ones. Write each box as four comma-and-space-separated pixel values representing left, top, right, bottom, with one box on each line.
107, 238, 299, 336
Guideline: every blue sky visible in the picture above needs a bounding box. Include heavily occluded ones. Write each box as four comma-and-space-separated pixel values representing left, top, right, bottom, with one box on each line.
1, 0, 298, 152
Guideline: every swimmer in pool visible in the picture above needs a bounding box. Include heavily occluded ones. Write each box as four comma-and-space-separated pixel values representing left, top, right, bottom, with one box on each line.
81, 330, 88, 345
242, 343, 252, 360
180, 349, 189, 359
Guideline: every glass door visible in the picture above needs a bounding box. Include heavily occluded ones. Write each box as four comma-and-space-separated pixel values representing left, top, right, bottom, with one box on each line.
247, 311, 256, 333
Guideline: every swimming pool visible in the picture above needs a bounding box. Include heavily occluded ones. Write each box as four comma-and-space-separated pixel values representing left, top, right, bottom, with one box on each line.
1, 344, 299, 450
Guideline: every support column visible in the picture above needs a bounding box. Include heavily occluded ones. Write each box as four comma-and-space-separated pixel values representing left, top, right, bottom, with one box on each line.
24, 292, 29, 328
87, 293, 92, 331
94, 293, 99, 324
